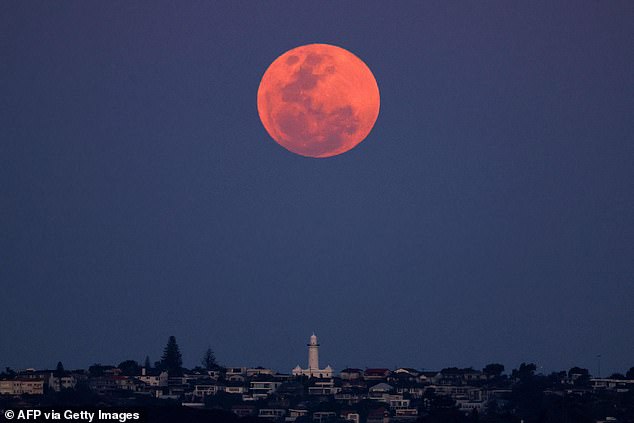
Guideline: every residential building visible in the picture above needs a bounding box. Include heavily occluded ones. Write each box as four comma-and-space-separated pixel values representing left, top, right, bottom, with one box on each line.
259, 408, 286, 422
0, 379, 44, 395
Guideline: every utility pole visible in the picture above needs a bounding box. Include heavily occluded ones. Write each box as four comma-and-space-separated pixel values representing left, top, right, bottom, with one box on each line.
597, 354, 601, 378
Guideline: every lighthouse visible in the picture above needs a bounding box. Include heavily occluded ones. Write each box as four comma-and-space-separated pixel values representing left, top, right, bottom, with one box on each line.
308, 333, 319, 370
292, 333, 333, 378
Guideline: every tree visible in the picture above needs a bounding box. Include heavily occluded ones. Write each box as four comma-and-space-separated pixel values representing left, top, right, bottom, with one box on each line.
568, 367, 590, 386
626, 367, 634, 379
88, 364, 114, 377
55, 361, 65, 377
201, 347, 218, 370
118, 360, 141, 376
483, 363, 505, 379
144, 356, 151, 370
159, 336, 183, 376
548, 370, 567, 385
568, 367, 589, 378
511, 363, 536, 382
1, 367, 16, 378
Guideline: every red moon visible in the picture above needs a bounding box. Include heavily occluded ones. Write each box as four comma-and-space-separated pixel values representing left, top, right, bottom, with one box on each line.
257, 44, 380, 158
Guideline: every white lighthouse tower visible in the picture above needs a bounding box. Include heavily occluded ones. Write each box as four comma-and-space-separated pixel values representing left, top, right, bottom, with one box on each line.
308, 333, 319, 370
292, 333, 333, 378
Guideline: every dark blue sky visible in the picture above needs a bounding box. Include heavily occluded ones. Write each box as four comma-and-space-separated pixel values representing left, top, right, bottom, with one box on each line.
1, 1, 633, 376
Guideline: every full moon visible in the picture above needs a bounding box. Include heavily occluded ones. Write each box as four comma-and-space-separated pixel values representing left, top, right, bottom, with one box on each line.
257, 44, 380, 158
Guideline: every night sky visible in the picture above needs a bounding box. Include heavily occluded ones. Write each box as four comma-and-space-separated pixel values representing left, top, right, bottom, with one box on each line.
1, 2, 633, 376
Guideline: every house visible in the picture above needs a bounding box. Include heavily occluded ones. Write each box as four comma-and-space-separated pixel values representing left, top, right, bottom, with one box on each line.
277, 381, 305, 397
274, 373, 292, 383
259, 408, 286, 422
435, 368, 464, 385
340, 410, 360, 423
137, 370, 168, 387
247, 367, 274, 377
226, 367, 247, 382
341, 375, 366, 390
431, 385, 467, 397
287, 407, 309, 422
48, 373, 77, 391
206, 370, 222, 379
340, 368, 364, 380
591, 378, 634, 391
88, 376, 119, 393
226, 367, 247, 376
182, 402, 205, 408
365, 369, 391, 381
166, 376, 189, 396
393, 368, 420, 378
23, 379, 45, 395
0, 379, 45, 395
369, 383, 394, 400
0, 380, 13, 395
418, 372, 438, 385
308, 378, 338, 396
435, 368, 485, 385
250, 378, 282, 399
394, 408, 418, 420
395, 383, 424, 398
313, 411, 337, 422
16, 369, 49, 378
113, 376, 141, 391
462, 369, 487, 383
389, 398, 410, 410
231, 404, 256, 417
335, 387, 365, 404
367, 407, 390, 423
455, 398, 486, 413
193, 383, 221, 397
225, 381, 248, 395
